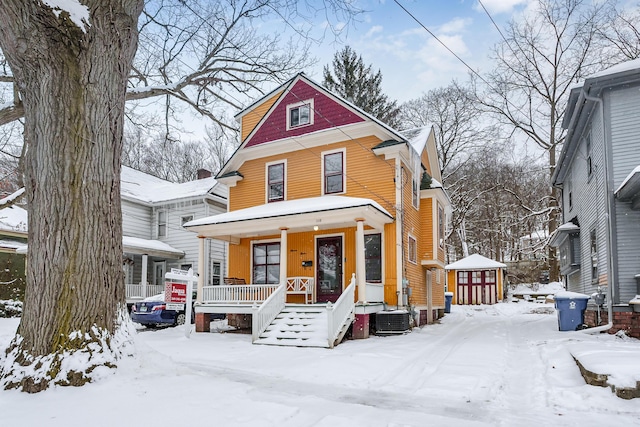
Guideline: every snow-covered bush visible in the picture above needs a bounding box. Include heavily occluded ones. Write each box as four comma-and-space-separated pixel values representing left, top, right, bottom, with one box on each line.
0, 300, 22, 318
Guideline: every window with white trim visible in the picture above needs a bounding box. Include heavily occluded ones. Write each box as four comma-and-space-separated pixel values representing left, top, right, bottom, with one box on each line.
253, 242, 281, 284
438, 205, 445, 249
267, 162, 285, 202
211, 261, 221, 285
412, 173, 419, 208
286, 99, 313, 129
323, 150, 345, 194
181, 214, 194, 226
157, 211, 167, 238
364, 233, 382, 283
408, 234, 417, 264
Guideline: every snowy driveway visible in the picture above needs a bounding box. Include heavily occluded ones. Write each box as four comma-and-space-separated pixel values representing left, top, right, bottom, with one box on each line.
1, 302, 639, 426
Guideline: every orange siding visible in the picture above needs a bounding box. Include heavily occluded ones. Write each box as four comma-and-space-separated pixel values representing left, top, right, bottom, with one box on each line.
420, 197, 434, 260
447, 270, 457, 304
230, 136, 396, 211
402, 164, 425, 307
383, 222, 397, 305
240, 91, 283, 142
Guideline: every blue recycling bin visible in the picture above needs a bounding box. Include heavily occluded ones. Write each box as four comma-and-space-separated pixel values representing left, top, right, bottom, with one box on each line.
444, 292, 453, 313
554, 292, 590, 331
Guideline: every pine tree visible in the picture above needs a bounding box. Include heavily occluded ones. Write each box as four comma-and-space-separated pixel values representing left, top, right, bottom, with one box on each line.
323, 46, 400, 128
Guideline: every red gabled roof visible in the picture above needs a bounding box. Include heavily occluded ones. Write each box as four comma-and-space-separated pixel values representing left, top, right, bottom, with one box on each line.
245, 78, 365, 147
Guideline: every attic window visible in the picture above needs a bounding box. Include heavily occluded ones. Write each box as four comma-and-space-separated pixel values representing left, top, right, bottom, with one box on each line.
287, 99, 314, 129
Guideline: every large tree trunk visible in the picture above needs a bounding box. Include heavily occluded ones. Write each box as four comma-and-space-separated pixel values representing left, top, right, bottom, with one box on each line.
0, 0, 144, 392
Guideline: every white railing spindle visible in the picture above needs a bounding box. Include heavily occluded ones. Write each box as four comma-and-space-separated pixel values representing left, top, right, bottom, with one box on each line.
327, 273, 356, 348
252, 284, 286, 342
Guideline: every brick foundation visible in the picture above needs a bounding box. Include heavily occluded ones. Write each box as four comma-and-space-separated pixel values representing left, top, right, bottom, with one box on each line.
195, 313, 210, 333
583, 308, 640, 338
352, 314, 370, 339
417, 308, 442, 326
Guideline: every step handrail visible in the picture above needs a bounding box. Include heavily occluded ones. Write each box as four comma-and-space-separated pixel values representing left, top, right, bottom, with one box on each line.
326, 273, 356, 348
252, 283, 286, 342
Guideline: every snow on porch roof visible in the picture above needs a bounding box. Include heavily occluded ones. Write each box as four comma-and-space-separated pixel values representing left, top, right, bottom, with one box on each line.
123, 236, 184, 259
184, 195, 394, 240
445, 253, 507, 271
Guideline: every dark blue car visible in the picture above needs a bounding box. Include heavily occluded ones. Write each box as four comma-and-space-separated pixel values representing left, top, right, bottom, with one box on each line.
130, 296, 186, 328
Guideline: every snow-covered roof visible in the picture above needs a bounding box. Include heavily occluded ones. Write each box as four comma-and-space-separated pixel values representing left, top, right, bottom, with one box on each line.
187, 195, 392, 227
445, 253, 507, 270
0, 239, 27, 252
587, 58, 640, 80
120, 166, 224, 205
0, 188, 25, 207
185, 195, 394, 241
556, 222, 580, 232
616, 164, 640, 199
520, 229, 548, 241
122, 236, 184, 259
402, 126, 431, 156
0, 205, 27, 234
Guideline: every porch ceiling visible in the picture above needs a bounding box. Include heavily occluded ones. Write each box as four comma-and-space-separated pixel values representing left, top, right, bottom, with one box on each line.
184, 195, 394, 242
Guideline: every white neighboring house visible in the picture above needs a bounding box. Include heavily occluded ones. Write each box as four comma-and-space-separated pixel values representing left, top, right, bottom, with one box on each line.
0, 168, 228, 305
120, 167, 228, 304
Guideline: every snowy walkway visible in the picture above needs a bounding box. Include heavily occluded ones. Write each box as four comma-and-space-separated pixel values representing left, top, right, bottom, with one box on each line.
1, 302, 639, 426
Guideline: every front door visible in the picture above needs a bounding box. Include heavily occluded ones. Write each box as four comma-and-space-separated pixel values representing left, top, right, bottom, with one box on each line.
316, 236, 343, 303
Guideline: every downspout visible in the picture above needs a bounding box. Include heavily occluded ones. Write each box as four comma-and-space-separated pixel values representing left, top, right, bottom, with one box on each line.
581, 92, 613, 334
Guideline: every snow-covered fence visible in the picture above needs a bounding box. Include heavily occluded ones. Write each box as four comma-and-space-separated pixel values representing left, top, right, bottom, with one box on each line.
252, 284, 286, 342
201, 284, 279, 304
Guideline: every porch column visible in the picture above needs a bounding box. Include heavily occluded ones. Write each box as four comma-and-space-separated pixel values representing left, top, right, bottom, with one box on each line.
280, 228, 288, 286
141, 254, 148, 299
355, 218, 366, 303
197, 236, 205, 303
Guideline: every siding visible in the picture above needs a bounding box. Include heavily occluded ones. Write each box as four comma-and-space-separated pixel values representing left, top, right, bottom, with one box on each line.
245, 80, 365, 147
241, 91, 283, 142
566, 99, 608, 297
609, 86, 640, 302
154, 198, 227, 286
122, 200, 151, 239
230, 136, 397, 211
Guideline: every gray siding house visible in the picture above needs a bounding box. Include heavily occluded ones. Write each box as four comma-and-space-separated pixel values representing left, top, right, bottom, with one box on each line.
0, 168, 229, 305
551, 59, 640, 337
121, 167, 228, 304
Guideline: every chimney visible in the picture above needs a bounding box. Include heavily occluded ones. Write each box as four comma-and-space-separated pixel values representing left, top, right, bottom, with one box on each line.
197, 168, 212, 180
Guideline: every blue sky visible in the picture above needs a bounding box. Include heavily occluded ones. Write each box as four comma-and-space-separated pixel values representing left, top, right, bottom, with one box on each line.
305, 0, 531, 103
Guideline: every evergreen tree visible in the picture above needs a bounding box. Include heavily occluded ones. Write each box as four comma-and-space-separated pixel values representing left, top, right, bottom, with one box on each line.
323, 46, 400, 127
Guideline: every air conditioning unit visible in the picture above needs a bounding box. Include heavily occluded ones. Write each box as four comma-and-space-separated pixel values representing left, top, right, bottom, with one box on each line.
375, 311, 410, 334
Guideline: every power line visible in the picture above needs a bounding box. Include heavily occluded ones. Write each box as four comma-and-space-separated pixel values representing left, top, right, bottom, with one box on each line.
392, 0, 553, 143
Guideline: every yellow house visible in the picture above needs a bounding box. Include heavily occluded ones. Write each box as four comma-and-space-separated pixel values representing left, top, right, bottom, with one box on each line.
186, 74, 450, 347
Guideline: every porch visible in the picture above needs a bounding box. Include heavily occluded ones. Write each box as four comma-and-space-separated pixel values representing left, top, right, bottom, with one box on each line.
122, 236, 185, 304
194, 274, 386, 347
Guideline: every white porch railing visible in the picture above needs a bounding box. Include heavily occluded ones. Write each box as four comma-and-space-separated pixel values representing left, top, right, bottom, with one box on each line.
365, 282, 385, 303
202, 284, 279, 304
285, 276, 314, 303
125, 283, 164, 299
252, 284, 286, 342
327, 273, 356, 348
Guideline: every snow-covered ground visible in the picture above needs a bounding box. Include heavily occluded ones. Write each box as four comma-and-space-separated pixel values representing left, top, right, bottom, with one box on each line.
1, 301, 639, 426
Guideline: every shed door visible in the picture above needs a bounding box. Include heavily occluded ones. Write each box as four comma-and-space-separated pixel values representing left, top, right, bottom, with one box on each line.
316, 236, 343, 303
457, 270, 497, 305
